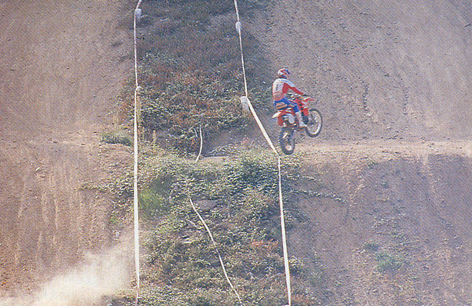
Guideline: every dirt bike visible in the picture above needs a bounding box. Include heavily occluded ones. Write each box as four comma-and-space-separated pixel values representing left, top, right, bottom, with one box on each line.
272, 94, 323, 155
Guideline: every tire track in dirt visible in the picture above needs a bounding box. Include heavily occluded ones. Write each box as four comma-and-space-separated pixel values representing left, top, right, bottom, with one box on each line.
251, 0, 472, 141
247, 0, 472, 304
289, 139, 472, 304
0, 0, 133, 299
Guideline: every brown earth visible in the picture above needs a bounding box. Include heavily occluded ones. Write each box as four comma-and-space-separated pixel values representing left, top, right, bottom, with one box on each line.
0, 0, 134, 303
249, 0, 472, 304
2, 0, 472, 305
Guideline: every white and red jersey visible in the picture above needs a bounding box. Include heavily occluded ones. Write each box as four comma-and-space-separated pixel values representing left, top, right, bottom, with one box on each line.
272, 78, 304, 101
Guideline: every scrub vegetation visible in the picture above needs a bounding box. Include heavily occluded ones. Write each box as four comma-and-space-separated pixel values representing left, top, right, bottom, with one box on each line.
111, 0, 322, 305
112, 148, 323, 305
119, 0, 271, 152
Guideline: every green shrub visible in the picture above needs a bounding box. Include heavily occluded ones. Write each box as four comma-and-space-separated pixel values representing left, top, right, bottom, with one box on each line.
363, 241, 380, 252
110, 149, 320, 305
375, 252, 404, 273
110, 0, 326, 304
100, 130, 132, 146
117, 0, 272, 152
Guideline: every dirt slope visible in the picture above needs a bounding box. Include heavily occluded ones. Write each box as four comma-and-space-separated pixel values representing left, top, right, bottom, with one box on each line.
249, 0, 472, 304
0, 0, 133, 300
252, 0, 472, 141
292, 140, 472, 304
2, 0, 472, 305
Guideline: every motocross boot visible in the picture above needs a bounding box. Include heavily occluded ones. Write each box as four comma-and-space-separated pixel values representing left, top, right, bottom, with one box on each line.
296, 111, 307, 128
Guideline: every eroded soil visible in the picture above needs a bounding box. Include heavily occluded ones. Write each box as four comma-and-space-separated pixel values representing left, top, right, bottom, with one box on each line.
251, 0, 472, 304
2, 0, 472, 305
0, 0, 133, 299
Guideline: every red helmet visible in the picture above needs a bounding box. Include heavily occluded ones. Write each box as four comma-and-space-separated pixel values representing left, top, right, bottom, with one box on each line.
277, 68, 290, 78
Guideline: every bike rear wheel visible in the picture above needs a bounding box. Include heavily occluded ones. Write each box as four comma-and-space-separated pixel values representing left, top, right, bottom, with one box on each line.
279, 127, 295, 155
305, 108, 323, 137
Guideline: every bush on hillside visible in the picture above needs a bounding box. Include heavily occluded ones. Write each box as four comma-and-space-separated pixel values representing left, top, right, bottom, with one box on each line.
108, 149, 322, 305
119, 0, 271, 152
100, 129, 132, 146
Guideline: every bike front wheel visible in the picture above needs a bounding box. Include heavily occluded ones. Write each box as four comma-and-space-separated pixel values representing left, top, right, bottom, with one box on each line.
279, 127, 295, 155
305, 108, 323, 137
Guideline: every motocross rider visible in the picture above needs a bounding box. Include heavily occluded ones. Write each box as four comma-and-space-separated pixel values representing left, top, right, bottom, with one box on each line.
272, 68, 307, 128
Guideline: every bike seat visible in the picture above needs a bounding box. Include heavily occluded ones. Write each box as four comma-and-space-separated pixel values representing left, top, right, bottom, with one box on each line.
275, 102, 288, 110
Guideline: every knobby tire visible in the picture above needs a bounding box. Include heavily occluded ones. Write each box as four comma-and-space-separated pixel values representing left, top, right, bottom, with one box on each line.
305, 108, 323, 138
279, 126, 295, 155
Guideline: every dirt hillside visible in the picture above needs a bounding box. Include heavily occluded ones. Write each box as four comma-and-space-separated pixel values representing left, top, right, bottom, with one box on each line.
0, 0, 133, 301
2, 0, 472, 305
249, 0, 472, 304
252, 0, 472, 141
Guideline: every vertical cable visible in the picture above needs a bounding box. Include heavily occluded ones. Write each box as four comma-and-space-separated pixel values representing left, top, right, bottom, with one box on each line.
133, 0, 143, 303
232, 2, 292, 305
278, 159, 292, 305
233, 0, 249, 97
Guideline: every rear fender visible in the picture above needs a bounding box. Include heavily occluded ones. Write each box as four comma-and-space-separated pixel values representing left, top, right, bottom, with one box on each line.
274, 109, 296, 126
278, 115, 285, 126
273, 110, 287, 126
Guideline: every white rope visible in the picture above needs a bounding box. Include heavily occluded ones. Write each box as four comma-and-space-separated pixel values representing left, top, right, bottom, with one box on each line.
131, 2, 291, 304
232, 2, 292, 305
189, 198, 242, 304
277, 159, 291, 305
195, 120, 203, 163
133, 0, 143, 303
192, 134, 241, 302
233, 1, 278, 156
233, 0, 249, 98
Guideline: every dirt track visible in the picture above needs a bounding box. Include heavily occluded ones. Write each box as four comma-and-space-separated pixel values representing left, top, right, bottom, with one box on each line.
2, 0, 472, 305
0, 0, 133, 299
253, 0, 472, 141
252, 1, 472, 304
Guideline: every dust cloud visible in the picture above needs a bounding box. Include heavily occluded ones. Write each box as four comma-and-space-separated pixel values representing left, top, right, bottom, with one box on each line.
0, 244, 132, 306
